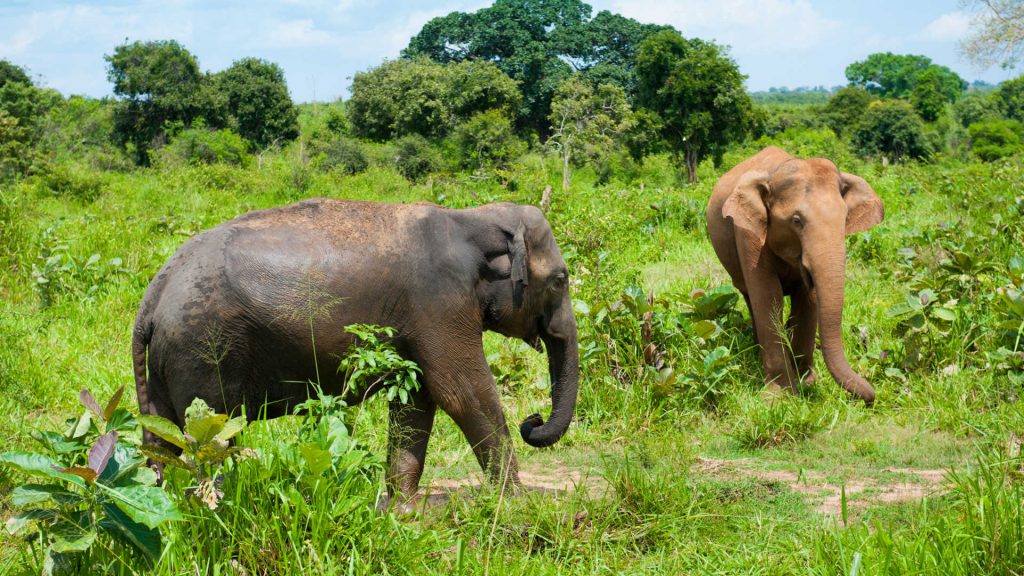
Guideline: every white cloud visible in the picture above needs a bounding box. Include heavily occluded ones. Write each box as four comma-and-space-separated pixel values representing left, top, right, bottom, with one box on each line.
269, 18, 337, 47
917, 11, 971, 42
612, 0, 840, 53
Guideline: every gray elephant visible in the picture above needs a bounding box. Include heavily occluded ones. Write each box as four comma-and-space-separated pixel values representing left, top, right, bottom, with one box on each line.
706, 147, 884, 404
132, 198, 579, 504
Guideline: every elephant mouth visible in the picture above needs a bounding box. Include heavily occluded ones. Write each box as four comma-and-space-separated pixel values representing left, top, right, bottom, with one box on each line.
801, 266, 815, 290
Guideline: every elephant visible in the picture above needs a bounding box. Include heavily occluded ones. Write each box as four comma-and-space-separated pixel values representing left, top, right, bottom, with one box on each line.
706, 147, 884, 404
132, 198, 579, 505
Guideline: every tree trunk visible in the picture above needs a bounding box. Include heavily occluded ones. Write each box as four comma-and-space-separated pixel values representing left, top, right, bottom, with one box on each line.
562, 148, 571, 191
685, 145, 698, 184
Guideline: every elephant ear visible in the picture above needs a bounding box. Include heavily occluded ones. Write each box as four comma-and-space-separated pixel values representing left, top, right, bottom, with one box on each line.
841, 173, 884, 235
508, 220, 528, 308
722, 170, 770, 248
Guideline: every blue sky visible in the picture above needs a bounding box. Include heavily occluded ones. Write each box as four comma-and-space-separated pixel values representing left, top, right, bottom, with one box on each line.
0, 0, 1018, 102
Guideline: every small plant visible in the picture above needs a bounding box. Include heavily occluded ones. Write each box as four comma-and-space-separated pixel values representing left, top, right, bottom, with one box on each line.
1, 386, 181, 568
137, 398, 249, 511
887, 288, 959, 369
730, 395, 824, 449
337, 324, 422, 404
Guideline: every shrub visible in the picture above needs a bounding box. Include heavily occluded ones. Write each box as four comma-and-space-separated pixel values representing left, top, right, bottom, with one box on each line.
156, 126, 250, 167
853, 100, 932, 162
389, 133, 442, 181
316, 137, 369, 175
968, 119, 1023, 162
452, 108, 525, 174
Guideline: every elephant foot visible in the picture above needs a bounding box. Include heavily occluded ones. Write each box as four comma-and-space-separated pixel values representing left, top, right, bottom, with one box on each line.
376, 492, 425, 517
760, 382, 788, 404
801, 370, 817, 384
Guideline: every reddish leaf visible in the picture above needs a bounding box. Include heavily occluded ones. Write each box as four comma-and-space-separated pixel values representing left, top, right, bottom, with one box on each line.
89, 430, 118, 475
61, 467, 98, 484
103, 386, 125, 421
79, 389, 104, 419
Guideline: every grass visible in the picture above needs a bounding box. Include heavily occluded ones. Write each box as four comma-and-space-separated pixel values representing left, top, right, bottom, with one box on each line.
1, 133, 1023, 573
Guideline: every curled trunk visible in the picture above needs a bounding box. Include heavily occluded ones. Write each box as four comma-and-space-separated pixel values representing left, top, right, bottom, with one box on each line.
520, 322, 579, 448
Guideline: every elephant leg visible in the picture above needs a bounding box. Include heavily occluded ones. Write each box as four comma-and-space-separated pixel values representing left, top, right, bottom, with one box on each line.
385, 387, 436, 511
425, 355, 522, 493
745, 272, 797, 389
789, 285, 818, 383
742, 292, 760, 347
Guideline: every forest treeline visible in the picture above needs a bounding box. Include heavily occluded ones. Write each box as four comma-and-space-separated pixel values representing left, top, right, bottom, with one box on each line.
1, 0, 1023, 190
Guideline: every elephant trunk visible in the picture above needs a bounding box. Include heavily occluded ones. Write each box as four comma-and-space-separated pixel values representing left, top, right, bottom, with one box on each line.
520, 306, 579, 448
810, 244, 876, 405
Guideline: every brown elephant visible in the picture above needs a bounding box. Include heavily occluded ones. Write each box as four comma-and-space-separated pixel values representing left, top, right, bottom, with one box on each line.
133, 199, 579, 507
706, 147, 884, 404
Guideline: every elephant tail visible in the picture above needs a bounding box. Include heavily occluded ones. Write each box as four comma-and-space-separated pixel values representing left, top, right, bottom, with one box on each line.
133, 272, 168, 418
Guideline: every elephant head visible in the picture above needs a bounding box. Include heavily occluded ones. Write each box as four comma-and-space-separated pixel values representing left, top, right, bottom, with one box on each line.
722, 158, 883, 402
459, 203, 580, 448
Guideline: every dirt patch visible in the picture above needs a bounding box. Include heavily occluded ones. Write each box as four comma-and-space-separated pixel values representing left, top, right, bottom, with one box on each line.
421, 462, 607, 506
696, 457, 950, 516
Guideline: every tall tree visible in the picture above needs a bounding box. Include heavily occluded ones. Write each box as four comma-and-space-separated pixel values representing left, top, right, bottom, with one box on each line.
993, 74, 1024, 122
0, 60, 31, 88
215, 58, 299, 149
404, 0, 669, 134
635, 31, 754, 183
106, 40, 223, 164
960, 0, 1024, 70
547, 77, 633, 190
821, 86, 877, 137
845, 52, 966, 101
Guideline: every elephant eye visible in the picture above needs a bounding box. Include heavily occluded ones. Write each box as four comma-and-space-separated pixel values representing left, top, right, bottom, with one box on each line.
549, 272, 567, 291
792, 214, 804, 228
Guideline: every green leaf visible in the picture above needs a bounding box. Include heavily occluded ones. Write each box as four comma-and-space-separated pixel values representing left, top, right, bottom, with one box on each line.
138, 415, 187, 449
11, 484, 78, 507
50, 514, 96, 553
69, 410, 92, 439
106, 407, 138, 433
6, 509, 56, 535
931, 307, 956, 322
184, 413, 228, 445
692, 319, 721, 339
138, 444, 188, 470
103, 385, 125, 421
99, 503, 161, 561
213, 416, 247, 442
103, 484, 183, 529
300, 443, 333, 475
89, 430, 118, 476
0, 452, 86, 487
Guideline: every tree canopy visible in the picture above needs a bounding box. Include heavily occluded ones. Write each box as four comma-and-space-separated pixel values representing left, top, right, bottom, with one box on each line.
635, 30, 753, 182
845, 52, 966, 102
960, 0, 1024, 70
853, 100, 932, 162
347, 58, 520, 141
403, 0, 670, 134
215, 58, 299, 149
0, 60, 31, 88
993, 75, 1024, 123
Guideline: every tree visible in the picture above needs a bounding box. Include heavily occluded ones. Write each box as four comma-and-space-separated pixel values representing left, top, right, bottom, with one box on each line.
215, 58, 299, 149
845, 52, 966, 102
968, 118, 1023, 161
821, 86, 876, 137
348, 58, 519, 141
953, 92, 1000, 127
960, 0, 1024, 70
106, 40, 224, 164
912, 67, 954, 121
993, 74, 1024, 123
404, 0, 669, 133
0, 60, 31, 88
853, 100, 932, 162
635, 31, 753, 183
547, 77, 633, 189
453, 108, 525, 174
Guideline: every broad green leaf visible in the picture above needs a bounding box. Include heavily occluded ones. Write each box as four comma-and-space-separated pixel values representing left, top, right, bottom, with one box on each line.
213, 416, 247, 442
300, 443, 333, 475
11, 484, 77, 507
692, 319, 721, 339
106, 408, 137, 433
931, 307, 957, 322
79, 388, 104, 419
104, 484, 183, 528
6, 509, 56, 535
184, 413, 228, 445
69, 410, 92, 439
99, 503, 161, 561
138, 444, 188, 470
138, 415, 187, 449
0, 452, 86, 487
103, 385, 125, 422
89, 430, 118, 475
50, 514, 96, 553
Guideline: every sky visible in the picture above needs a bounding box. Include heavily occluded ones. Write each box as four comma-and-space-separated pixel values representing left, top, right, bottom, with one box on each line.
0, 0, 1018, 103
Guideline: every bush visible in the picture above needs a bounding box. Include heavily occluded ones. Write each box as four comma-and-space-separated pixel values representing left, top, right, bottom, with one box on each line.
452, 108, 525, 174
156, 126, 250, 167
968, 119, 1023, 162
853, 100, 932, 162
389, 134, 442, 181
315, 137, 369, 175
37, 162, 106, 202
